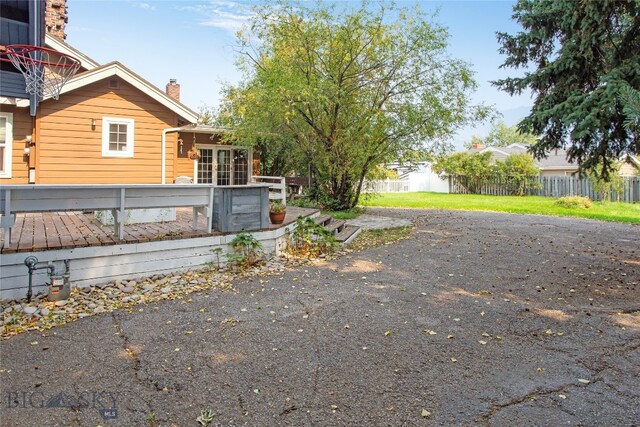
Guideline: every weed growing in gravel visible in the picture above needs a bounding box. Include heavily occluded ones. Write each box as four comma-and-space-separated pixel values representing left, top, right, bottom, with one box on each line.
288, 216, 338, 257
228, 233, 264, 268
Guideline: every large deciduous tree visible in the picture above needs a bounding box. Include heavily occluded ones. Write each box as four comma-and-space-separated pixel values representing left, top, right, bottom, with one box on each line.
222, 1, 487, 209
494, 0, 640, 178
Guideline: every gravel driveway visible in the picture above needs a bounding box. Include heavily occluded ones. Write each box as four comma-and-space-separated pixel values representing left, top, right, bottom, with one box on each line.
1, 208, 638, 426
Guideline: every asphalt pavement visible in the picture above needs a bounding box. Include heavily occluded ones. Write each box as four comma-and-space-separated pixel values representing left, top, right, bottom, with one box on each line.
1, 208, 638, 426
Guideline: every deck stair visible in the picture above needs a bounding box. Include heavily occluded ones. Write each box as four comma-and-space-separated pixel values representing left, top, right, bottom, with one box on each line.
314, 214, 361, 245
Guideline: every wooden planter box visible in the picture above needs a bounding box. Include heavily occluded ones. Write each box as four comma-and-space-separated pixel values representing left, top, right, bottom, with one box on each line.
211, 185, 270, 233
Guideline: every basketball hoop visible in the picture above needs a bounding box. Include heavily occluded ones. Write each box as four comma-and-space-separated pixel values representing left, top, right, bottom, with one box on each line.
4, 44, 81, 100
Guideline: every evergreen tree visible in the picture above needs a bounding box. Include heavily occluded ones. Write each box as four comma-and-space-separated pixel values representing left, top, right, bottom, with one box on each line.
494, 0, 640, 178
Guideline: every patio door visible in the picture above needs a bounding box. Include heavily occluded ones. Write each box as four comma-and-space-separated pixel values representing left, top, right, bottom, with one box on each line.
195, 147, 250, 185
196, 148, 214, 184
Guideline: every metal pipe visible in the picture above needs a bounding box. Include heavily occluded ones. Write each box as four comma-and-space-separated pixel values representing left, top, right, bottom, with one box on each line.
24, 256, 55, 303
161, 127, 183, 184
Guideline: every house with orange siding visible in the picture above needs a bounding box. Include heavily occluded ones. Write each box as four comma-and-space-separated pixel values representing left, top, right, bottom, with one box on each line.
1, 32, 255, 186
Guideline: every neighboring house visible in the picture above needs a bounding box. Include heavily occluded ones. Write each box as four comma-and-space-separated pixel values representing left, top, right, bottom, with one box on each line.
619, 154, 640, 176
1, 4, 254, 186
469, 143, 579, 176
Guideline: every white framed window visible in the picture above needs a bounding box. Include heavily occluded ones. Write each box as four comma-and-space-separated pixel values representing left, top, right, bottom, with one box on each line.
0, 112, 13, 178
102, 116, 134, 157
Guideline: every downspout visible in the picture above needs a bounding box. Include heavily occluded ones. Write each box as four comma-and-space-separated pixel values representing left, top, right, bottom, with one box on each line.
161, 127, 182, 184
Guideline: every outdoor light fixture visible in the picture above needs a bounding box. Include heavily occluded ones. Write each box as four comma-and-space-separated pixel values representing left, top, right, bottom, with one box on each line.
91, 118, 97, 130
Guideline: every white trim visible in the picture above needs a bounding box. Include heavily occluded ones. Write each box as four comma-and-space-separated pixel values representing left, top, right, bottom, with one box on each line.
0, 97, 30, 107
53, 62, 199, 123
0, 112, 13, 179
102, 116, 134, 158
506, 143, 529, 149
44, 35, 100, 70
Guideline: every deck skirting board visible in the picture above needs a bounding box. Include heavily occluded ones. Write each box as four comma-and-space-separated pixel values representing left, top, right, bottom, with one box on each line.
0, 225, 295, 301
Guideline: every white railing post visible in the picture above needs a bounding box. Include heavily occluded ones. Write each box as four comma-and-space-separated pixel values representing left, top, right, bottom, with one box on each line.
280, 177, 287, 206
1, 188, 12, 248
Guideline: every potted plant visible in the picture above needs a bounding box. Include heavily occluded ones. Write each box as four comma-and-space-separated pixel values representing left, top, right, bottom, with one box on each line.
269, 200, 286, 224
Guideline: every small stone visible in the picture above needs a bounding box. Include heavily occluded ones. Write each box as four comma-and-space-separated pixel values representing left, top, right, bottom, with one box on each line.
122, 287, 135, 293
77, 313, 90, 318
54, 300, 68, 307
115, 279, 122, 287
143, 284, 155, 292
40, 308, 50, 316
128, 281, 137, 287
93, 306, 105, 313
88, 303, 97, 309
161, 286, 172, 294
3, 307, 12, 313
122, 297, 131, 303
23, 306, 38, 315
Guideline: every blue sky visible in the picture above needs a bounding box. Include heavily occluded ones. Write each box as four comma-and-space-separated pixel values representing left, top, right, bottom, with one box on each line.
66, 0, 533, 148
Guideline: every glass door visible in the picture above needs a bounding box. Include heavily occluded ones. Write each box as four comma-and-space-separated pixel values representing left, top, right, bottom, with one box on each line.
196, 148, 214, 184
216, 149, 231, 185
196, 147, 251, 185
233, 149, 249, 185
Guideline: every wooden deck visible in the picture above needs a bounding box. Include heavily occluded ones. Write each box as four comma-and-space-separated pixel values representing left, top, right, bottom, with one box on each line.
0, 207, 317, 254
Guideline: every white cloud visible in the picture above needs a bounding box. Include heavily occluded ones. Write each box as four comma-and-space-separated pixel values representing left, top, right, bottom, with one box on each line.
133, 2, 156, 11
179, 1, 252, 34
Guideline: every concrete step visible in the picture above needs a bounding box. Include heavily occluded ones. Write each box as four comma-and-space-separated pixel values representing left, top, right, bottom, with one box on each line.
313, 215, 332, 227
334, 225, 361, 244
325, 219, 346, 234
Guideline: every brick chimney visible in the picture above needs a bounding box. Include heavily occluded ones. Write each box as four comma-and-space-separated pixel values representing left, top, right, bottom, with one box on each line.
471, 143, 486, 150
45, 0, 68, 40
166, 79, 180, 102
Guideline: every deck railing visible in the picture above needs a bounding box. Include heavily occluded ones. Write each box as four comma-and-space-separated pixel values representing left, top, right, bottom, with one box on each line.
0, 183, 276, 248
251, 176, 287, 205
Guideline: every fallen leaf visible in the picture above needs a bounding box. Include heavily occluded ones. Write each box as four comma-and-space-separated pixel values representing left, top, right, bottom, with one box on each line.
558, 394, 567, 399
578, 379, 590, 384
545, 329, 553, 335
480, 311, 485, 316
421, 409, 431, 418
185, 331, 193, 335
447, 335, 454, 339
478, 340, 487, 345
385, 330, 392, 336
481, 332, 491, 337
451, 357, 457, 363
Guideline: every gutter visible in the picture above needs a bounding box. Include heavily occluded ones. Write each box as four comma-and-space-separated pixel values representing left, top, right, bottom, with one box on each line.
161, 127, 183, 184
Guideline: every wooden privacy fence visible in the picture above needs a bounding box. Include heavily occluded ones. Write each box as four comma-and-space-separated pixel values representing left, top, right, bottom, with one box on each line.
449, 175, 640, 203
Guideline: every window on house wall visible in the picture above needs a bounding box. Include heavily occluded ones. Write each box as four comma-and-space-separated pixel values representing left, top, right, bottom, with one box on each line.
0, 112, 13, 178
102, 117, 134, 157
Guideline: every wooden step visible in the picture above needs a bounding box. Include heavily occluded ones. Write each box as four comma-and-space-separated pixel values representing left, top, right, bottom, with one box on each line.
313, 215, 332, 227
325, 219, 346, 234
334, 225, 361, 244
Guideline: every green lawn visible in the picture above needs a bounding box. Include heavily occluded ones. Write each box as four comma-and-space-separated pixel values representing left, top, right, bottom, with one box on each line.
360, 192, 640, 224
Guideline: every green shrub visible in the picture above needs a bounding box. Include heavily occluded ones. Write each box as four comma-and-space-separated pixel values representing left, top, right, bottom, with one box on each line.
554, 196, 593, 209
227, 233, 264, 268
289, 216, 338, 257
